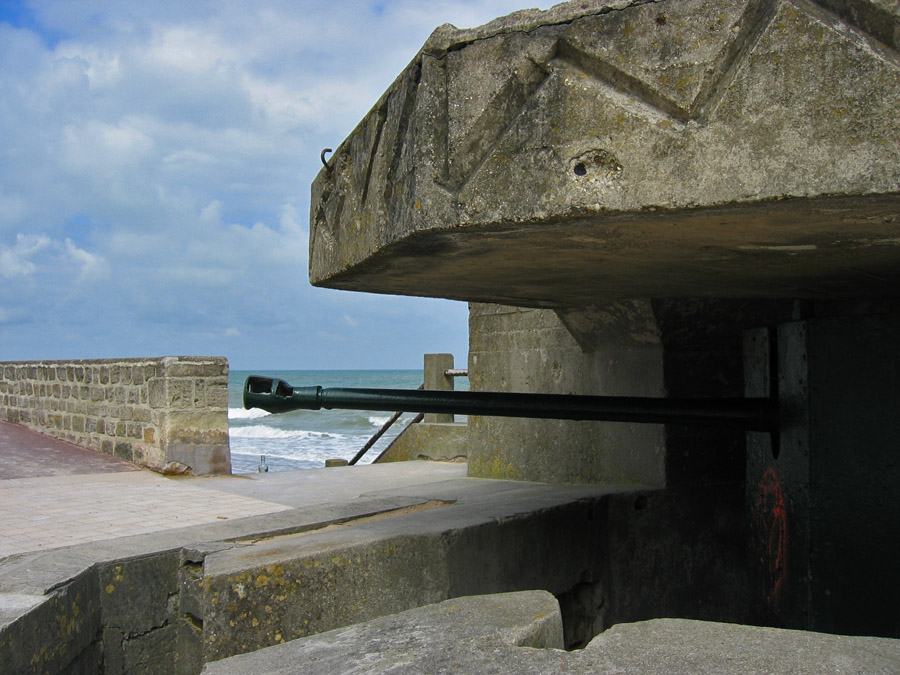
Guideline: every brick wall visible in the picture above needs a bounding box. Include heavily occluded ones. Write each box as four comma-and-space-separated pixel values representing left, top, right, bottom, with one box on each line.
0, 356, 231, 475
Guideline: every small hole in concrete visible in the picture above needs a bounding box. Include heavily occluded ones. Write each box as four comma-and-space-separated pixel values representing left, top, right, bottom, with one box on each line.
634, 495, 648, 511
573, 163, 587, 176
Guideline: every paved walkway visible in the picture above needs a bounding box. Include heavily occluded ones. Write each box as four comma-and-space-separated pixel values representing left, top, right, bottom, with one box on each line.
0, 420, 140, 479
0, 420, 466, 559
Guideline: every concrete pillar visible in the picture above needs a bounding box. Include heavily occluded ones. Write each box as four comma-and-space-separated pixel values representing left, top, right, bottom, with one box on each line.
745, 316, 900, 637
466, 303, 666, 485
423, 353, 455, 424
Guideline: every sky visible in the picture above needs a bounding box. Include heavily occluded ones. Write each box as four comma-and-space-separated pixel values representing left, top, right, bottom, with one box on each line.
0, 0, 555, 370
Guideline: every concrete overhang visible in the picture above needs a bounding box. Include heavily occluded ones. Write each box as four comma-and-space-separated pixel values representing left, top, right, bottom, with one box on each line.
310, 0, 900, 308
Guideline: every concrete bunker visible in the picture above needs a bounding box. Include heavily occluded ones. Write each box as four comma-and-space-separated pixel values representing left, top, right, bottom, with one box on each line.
4, 477, 739, 671
310, 0, 900, 641
4, 1, 900, 673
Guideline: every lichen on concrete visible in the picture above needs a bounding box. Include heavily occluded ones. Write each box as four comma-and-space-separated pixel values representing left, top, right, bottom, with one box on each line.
310, 0, 900, 305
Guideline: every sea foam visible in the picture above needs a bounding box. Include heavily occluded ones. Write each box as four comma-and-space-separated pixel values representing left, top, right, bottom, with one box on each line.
228, 407, 270, 420
228, 425, 337, 440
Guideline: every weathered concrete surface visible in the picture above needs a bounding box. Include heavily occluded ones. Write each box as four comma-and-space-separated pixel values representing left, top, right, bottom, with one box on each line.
310, 0, 900, 305
305, 0, 900, 647
467, 303, 666, 485
376, 422, 468, 462
0, 567, 101, 675
197, 482, 609, 660
6, 472, 637, 671
201, 591, 563, 674
198, 478, 757, 660
423, 353, 455, 424
0, 462, 466, 674
0, 454, 870, 672
99, 552, 182, 674
580, 618, 900, 674
466, 299, 792, 485
202, 591, 900, 674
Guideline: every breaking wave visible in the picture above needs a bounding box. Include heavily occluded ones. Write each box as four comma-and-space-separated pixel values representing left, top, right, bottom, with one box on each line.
228, 425, 338, 440
228, 407, 270, 420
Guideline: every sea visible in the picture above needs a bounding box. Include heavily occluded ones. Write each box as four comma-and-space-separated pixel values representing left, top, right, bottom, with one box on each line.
228, 370, 467, 473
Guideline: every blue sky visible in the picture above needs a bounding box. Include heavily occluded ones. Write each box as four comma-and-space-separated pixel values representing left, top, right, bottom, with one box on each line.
0, 0, 553, 370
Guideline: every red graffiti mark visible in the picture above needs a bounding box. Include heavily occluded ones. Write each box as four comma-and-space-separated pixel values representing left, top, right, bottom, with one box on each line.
756, 467, 787, 605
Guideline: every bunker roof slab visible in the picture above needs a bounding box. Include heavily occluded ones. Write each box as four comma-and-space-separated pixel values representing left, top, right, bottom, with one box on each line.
310, 0, 900, 307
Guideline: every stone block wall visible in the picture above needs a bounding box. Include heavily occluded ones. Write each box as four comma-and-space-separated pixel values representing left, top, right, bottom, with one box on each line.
0, 356, 231, 475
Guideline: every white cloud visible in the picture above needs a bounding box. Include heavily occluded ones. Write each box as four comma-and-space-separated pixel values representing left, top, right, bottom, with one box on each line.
65, 238, 110, 282
0, 0, 552, 366
162, 148, 217, 168
61, 119, 155, 172
106, 230, 169, 258
200, 200, 225, 227
55, 43, 122, 88
146, 25, 237, 75
163, 266, 234, 288
0, 234, 51, 278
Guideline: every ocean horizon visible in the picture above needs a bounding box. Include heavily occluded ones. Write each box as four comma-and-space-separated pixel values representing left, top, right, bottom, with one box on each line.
228, 369, 467, 473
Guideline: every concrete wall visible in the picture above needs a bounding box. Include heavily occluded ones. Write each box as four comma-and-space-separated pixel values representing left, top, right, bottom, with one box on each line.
746, 312, 900, 637
467, 302, 666, 486
0, 546, 199, 674
0, 356, 230, 475
376, 352, 469, 464
376, 422, 468, 463
466, 300, 794, 488
1, 480, 757, 673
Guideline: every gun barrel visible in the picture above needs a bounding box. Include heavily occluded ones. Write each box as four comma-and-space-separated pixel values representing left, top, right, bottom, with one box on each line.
243, 376, 778, 431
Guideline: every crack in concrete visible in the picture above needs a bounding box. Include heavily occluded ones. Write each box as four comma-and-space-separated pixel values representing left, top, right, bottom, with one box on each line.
232, 499, 457, 546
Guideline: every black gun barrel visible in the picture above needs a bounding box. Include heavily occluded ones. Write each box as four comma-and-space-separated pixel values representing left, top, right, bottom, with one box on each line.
243, 376, 778, 431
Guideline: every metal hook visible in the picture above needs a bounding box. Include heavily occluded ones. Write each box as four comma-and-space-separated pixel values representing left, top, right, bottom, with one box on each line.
320, 148, 333, 172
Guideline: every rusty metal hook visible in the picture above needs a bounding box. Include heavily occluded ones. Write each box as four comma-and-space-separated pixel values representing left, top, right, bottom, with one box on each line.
320, 148, 333, 173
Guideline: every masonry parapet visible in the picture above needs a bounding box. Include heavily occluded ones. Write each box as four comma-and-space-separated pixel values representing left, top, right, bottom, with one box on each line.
0, 356, 230, 475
